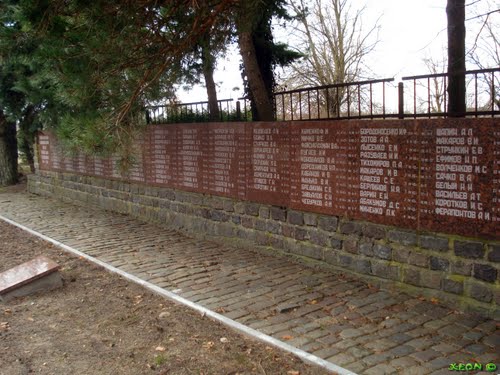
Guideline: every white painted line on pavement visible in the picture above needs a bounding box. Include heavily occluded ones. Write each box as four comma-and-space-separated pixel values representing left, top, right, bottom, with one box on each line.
0, 213, 357, 375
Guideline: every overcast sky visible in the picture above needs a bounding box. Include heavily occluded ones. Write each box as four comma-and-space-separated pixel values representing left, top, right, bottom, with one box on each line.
177, 0, 495, 103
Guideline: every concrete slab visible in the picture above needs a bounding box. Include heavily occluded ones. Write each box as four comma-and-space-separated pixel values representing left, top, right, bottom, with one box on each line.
0, 255, 62, 301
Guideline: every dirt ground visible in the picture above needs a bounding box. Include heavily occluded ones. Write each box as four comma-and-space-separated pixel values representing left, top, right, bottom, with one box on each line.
0, 185, 330, 375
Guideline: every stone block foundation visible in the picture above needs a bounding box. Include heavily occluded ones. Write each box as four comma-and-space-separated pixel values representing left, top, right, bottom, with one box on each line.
28, 171, 499, 318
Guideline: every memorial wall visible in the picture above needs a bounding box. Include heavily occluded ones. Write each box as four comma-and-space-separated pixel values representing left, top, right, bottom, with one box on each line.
37, 118, 499, 240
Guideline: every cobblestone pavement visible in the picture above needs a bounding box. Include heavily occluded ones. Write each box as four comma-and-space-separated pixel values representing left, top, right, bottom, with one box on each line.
0, 191, 498, 375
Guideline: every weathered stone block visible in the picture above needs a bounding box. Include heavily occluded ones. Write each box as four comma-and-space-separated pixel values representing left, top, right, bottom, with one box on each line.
269, 235, 285, 249
282, 238, 296, 253
392, 247, 411, 263
308, 230, 329, 247
294, 227, 308, 241
282, 225, 294, 238
371, 261, 399, 280
231, 215, 241, 225
362, 224, 386, 239
339, 221, 361, 235
419, 270, 442, 290
430, 257, 449, 271
189, 218, 206, 233
317, 216, 338, 232
259, 206, 270, 219
244, 202, 260, 216
488, 245, 500, 262
192, 207, 210, 218
270, 206, 286, 221
210, 210, 229, 222
373, 243, 392, 260
359, 241, 374, 257
388, 230, 417, 246
442, 279, 463, 295
234, 202, 245, 214
303, 213, 318, 226
300, 244, 323, 260
454, 241, 485, 259
241, 217, 255, 229
324, 250, 338, 265
403, 268, 420, 286
236, 228, 254, 241
254, 218, 267, 232
288, 210, 304, 225
188, 193, 204, 206
255, 231, 270, 246
344, 237, 358, 254
176, 203, 188, 214
158, 189, 175, 200
473, 264, 497, 283
209, 196, 225, 210
223, 199, 234, 212
330, 236, 343, 249
339, 254, 353, 268
451, 260, 472, 276
467, 282, 493, 303
265, 220, 282, 235
216, 223, 235, 237
353, 259, 371, 274
286, 241, 301, 256
408, 252, 429, 268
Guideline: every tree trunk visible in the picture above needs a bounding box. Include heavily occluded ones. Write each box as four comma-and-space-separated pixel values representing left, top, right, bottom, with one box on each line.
19, 105, 37, 173
22, 136, 35, 173
0, 110, 18, 186
201, 45, 220, 122
238, 31, 275, 121
447, 0, 466, 117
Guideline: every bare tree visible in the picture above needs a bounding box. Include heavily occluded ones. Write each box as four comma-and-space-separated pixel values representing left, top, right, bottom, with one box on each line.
421, 55, 447, 113
281, 0, 380, 117
468, 0, 500, 110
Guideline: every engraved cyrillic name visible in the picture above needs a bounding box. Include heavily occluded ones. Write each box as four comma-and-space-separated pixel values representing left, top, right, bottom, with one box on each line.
150, 127, 176, 185
251, 128, 280, 192
298, 128, 333, 207
493, 129, 500, 222
208, 128, 237, 195
434, 127, 491, 221
178, 128, 202, 189
50, 141, 62, 170
359, 127, 407, 217
38, 135, 50, 166
126, 137, 145, 182
93, 157, 105, 176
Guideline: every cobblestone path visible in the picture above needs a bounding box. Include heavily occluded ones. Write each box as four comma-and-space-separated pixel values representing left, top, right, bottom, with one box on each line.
0, 191, 498, 375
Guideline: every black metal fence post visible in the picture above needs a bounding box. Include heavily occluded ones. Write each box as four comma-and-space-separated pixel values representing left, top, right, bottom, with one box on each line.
398, 82, 404, 119
236, 101, 241, 121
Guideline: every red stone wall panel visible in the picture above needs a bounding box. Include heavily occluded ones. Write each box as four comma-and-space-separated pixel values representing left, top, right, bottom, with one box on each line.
143, 125, 178, 188
176, 124, 207, 193
418, 118, 499, 238
355, 121, 419, 228
36, 118, 500, 239
246, 122, 290, 206
37, 132, 51, 171
204, 123, 246, 198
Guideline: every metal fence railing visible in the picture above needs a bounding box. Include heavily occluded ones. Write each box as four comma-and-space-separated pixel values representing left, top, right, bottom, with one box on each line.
145, 67, 500, 124
273, 78, 396, 121
146, 99, 241, 124
401, 67, 499, 118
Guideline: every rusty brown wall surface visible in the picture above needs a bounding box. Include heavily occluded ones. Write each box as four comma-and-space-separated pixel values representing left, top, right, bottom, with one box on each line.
36, 118, 500, 240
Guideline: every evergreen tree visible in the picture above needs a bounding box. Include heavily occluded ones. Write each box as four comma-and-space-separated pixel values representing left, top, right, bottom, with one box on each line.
236, 0, 302, 120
